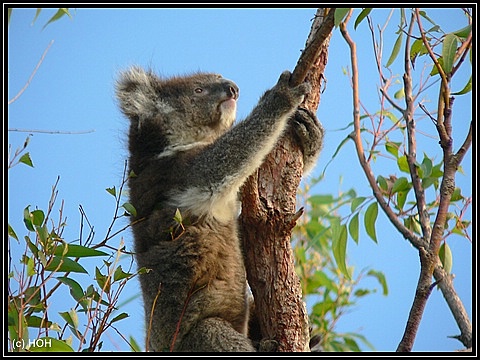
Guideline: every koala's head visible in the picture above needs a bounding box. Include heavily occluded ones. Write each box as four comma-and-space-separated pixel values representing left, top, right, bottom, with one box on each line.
116, 67, 239, 156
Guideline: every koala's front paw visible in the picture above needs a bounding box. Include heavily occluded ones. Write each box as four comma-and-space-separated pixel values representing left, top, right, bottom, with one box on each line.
291, 107, 324, 174
274, 71, 311, 108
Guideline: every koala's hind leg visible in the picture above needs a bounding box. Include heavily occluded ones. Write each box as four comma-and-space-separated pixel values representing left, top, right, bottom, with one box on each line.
175, 317, 256, 352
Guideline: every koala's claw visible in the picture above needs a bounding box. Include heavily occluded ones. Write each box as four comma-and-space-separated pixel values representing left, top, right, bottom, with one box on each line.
291, 107, 324, 173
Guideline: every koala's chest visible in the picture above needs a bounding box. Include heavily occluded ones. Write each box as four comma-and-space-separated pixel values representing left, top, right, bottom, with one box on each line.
169, 186, 240, 224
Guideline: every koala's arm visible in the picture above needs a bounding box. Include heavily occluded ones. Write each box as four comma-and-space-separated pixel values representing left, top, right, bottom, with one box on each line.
189, 71, 309, 193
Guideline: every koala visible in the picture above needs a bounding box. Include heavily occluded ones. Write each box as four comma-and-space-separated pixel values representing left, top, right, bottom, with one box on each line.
115, 67, 323, 352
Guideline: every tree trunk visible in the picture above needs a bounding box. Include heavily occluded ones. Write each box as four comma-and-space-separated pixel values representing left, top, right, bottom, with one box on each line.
240, 8, 334, 352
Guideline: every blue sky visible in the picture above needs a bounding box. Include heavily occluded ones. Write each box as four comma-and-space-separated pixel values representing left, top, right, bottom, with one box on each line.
7, 8, 472, 352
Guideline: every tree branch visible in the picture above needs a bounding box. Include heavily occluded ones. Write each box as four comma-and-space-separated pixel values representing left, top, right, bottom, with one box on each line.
339, 14, 425, 250
396, 16, 434, 351
240, 8, 334, 352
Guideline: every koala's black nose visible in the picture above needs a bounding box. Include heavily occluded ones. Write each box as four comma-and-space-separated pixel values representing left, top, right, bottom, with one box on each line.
226, 82, 239, 100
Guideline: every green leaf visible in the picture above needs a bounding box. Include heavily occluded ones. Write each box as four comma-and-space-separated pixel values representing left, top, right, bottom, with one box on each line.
354, 288, 372, 297
430, 57, 444, 76
367, 269, 388, 295
114, 265, 133, 282
32, 210, 45, 226
397, 155, 410, 173
27, 256, 36, 276
57, 277, 85, 303
334, 8, 350, 27
26, 315, 48, 328
8, 224, 19, 242
309, 194, 335, 205
106, 186, 116, 197
391, 177, 410, 194
111, 312, 129, 324
332, 223, 350, 279
354, 8, 372, 30
129, 335, 142, 352
45, 256, 88, 274
54, 244, 108, 258
394, 87, 405, 99
385, 141, 402, 159
405, 215, 422, 235
439, 242, 453, 274
396, 189, 409, 211
344, 336, 361, 352
452, 76, 472, 95
68, 309, 79, 329
173, 208, 183, 224
377, 175, 388, 192
421, 154, 433, 178
36, 225, 50, 249
23, 206, 35, 231
24, 286, 41, 308
379, 109, 399, 123
364, 202, 378, 243
32, 8, 42, 25
348, 213, 359, 244
42, 8, 72, 30
386, 32, 403, 68
418, 10, 437, 27
351, 196, 366, 212
29, 337, 74, 352
453, 24, 471, 39
307, 271, 337, 293
422, 176, 439, 190
122, 202, 137, 217
431, 162, 444, 178
19, 152, 34, 167
450, 187, 463, 202
59, 310, 79, 330
410, 38, 429, 61
442, 33, 458, 74
95, 267, 111, 293
312, 300, 336, 316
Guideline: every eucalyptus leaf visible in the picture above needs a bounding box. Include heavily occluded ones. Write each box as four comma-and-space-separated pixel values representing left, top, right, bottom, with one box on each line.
439, 242, 453, 274
19, 152, 34, 167
386, 32, 403, 67
334, 8, 350, 27
364, 202, 378, 243
332, 223, 350, 279
54, 244, 108, 258
45, 256, 88, 274
348, 213, 359, 244
354, 8, 372, 29
442, 33, 458, 74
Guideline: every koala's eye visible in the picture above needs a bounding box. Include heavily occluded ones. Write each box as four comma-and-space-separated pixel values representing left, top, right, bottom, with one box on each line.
194, 88, 204, 94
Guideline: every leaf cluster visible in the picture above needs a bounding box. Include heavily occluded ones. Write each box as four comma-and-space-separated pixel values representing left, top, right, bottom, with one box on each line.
294, 188, 388, 351
8, 158, 143, 352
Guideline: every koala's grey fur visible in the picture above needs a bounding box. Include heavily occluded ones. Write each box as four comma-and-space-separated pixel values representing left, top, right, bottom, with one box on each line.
115, 67, 323, 352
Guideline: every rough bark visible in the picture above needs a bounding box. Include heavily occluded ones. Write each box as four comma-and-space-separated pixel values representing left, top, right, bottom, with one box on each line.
240, 8, 334, 352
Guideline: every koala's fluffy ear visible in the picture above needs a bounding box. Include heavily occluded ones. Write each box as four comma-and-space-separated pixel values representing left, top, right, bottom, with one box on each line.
115, 66, 159, 120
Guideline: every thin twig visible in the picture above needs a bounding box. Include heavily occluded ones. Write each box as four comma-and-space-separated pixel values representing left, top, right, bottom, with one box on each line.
8, 40, 54, 105
404, 12, 432, 245
339, 12, 424, 250
8, 128, 95, 135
